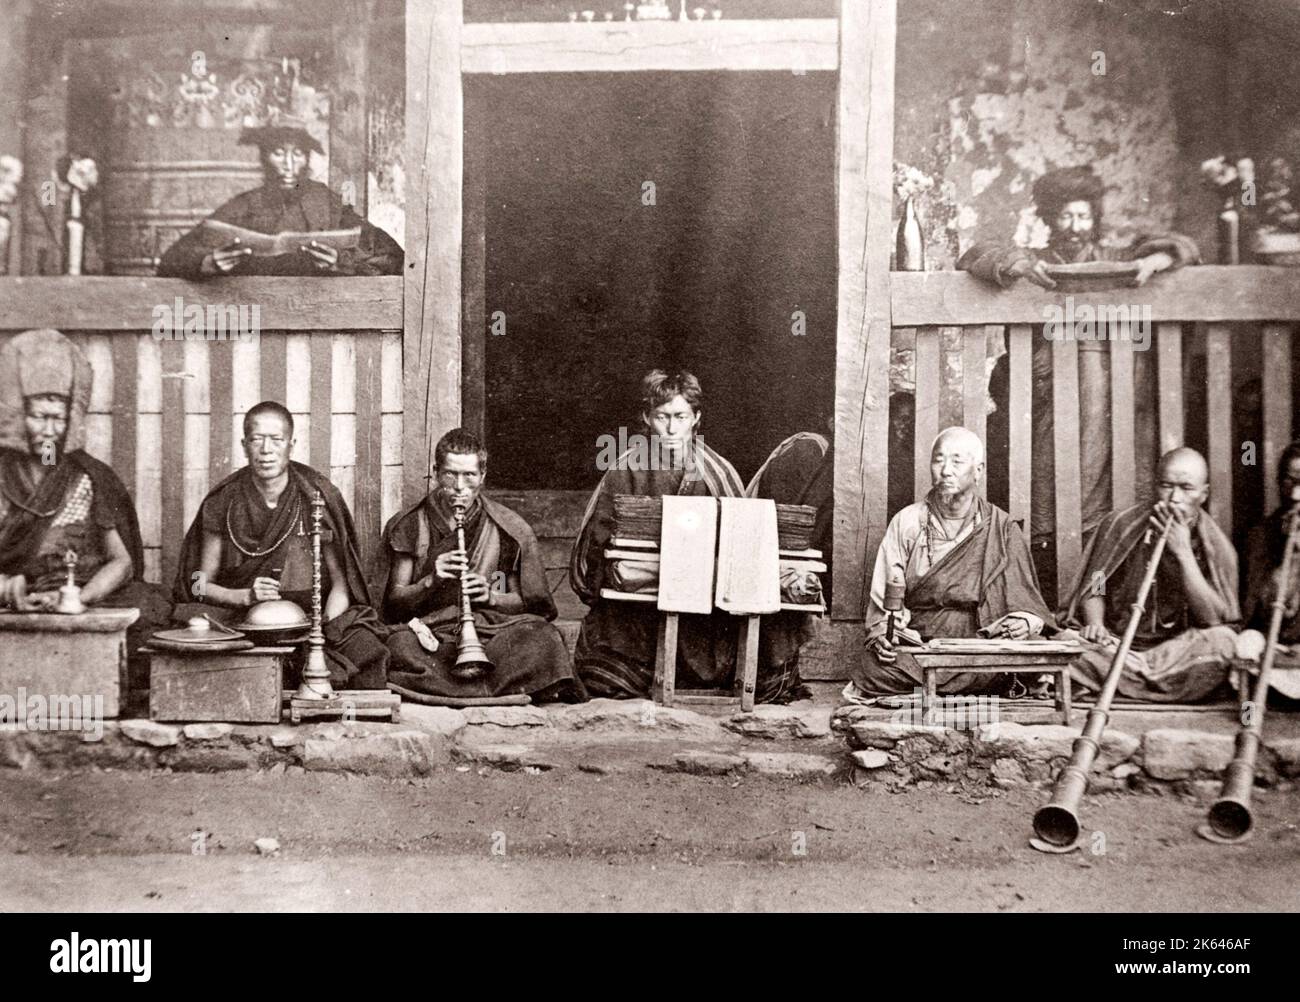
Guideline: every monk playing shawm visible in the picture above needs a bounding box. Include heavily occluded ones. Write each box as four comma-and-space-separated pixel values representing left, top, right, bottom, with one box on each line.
0, 329, 171, 686
571, 370, 809, 703
1063, 448, 1239, 703
173, 401, 391, 689
380, 428, 580, 702
849, 426, 1054, 699
156, 117, 402, 278
1234, 441, 1300, 702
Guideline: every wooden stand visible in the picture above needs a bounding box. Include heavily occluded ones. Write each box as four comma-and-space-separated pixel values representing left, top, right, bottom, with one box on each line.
289, 689, 401, 724
908, 649, 1077, 725
0, 609, 138, 720
148, 645, 292, 724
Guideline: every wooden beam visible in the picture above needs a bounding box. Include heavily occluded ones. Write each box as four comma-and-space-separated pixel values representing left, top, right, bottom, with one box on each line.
891, 267, 1300, 327
309, 331, 334, 476
330, 0, 372, 218
1204, 323, 1233, 531
1156, 323, 1184, 453
208, 338, 234, 487
913, 327, 940, 501
962, 326, 988, 497
1051, 338, 1082, 604
0, 277, 401, 330
0, 1, 30, 274
1006, 324, 1032, 531
460, 18, 839, 75
403, 0, 463, 505
355, 333, 384, 576
1109, 329, 1136, 510
832, 0, 894, 620
461, 85, 487, 442
1261, 323, 1294, 513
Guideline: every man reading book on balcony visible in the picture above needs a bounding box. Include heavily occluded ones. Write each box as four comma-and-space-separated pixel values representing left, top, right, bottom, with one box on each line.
0, 329, 171, 691
963, 165, 1200, 607
1062, 448, 1239, 703
156, 119, 402, 278
847, 427, 1055, 700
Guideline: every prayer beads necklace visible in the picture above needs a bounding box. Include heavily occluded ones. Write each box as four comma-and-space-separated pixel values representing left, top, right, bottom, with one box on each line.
225, 495, 302, 558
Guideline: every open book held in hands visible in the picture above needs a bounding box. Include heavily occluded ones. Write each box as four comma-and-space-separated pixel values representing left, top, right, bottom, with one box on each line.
199, 218, 361, 257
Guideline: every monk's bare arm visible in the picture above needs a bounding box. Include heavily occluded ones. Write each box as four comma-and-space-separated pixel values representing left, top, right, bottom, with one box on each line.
323, 544, 349, 621
385, 553, 433, 619
487, 570, 526, 614
195, 531, 251, 607
1174, 548, 1230, 625
79, 528, 133, 605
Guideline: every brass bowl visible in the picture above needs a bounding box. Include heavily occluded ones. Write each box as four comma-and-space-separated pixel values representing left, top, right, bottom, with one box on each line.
234, 600, 310, 643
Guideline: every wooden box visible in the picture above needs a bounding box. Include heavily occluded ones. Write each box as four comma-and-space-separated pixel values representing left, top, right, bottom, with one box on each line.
147, 646, 292, 724
0, 609, 139, 721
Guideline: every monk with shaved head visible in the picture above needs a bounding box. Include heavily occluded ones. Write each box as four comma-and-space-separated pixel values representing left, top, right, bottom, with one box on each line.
849, 426, 1054, 699
1063, 447, 1240, 702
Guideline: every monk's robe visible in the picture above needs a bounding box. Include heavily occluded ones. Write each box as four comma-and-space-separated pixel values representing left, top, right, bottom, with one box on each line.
746, 432, 832, 681
173, 461, 391, 689
380, 493, 579, 702
0, 448, 172, 691
156, 179, 402, 278
571, 439, 807, 703
1064, 503, 1240, 702
854, 493, 1055, 695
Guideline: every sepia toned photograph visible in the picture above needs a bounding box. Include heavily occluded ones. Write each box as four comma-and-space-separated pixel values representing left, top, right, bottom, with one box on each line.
0, 0, 1295, 970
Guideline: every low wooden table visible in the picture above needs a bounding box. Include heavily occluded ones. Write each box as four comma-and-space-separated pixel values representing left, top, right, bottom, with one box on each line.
0, 609, 139, 720
908, 642, 1083, 725
147, 645, 293, 724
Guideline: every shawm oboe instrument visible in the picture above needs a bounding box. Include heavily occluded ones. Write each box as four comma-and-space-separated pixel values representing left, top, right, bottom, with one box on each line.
450, 497, 493, 681
1032, 515, 1173, 851
1202, 485, 1300, 842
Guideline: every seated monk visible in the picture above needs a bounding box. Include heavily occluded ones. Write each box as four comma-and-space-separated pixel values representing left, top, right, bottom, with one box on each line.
156, 117, 402, 278
849, 426, 1054, 698
1063, 447, 1239, 703
571, 369, 808, 704
172, 401, 390, 689
0, 329, 171, 691
380, 428, 581, 703
746, 428, 833, 686
1237, 440, 1300, 703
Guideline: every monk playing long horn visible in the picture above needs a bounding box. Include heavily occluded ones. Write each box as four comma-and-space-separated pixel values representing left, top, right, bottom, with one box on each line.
847, 426, 1055, 699
1063, 447, 1240, 702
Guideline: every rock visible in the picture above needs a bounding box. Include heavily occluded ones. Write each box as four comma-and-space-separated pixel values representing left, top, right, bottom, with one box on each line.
302, 730, 449, 778
119, 720, 181, 748
266, 728, 301, 749
668, 751, 746, 775
398, 704, 468, 738
254, 837, 280, 855
974, 722, 1138, 769
182, 723, 233, 742
549, 699, 737, 744
990, 757, 1028, 788
1187, 779, 1222, 802
847, 719, 969, 753
265, 762, 287, 776
850, 749, 891, 770
459, 743, 556, 770
577, 760, 621, 775
741, 751, 840, 779
723, 705, 832, 740
0, 738, 34, 770
1142, 729, 1235, 780
286, 765, 305, 776
1110, 762, 1141, 780
1267, 737, 1300, 778
462, 705, 549, 728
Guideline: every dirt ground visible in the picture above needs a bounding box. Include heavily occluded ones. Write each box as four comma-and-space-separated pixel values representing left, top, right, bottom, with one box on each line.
1, 767, 1297, 911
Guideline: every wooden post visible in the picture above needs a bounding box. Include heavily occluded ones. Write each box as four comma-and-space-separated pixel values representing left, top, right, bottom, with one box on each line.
331, 0, 372, 218
1261, 323, 1294, 513
462, 84, 487, 442
403, 0, 463, 505
832, 0, 895, 620
0, 0, 30, 274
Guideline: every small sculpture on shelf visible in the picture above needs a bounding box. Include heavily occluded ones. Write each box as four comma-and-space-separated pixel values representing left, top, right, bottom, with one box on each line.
54, 550, 86, 615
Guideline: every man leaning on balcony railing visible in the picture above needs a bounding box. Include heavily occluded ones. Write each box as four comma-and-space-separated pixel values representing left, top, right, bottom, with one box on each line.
960, 164, 1200, 608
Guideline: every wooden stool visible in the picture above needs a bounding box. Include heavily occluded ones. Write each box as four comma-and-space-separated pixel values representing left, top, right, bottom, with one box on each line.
908, 648, 1079, 725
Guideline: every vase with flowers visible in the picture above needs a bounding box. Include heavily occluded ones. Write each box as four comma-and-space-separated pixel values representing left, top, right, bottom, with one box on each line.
58, 154, 98, 275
